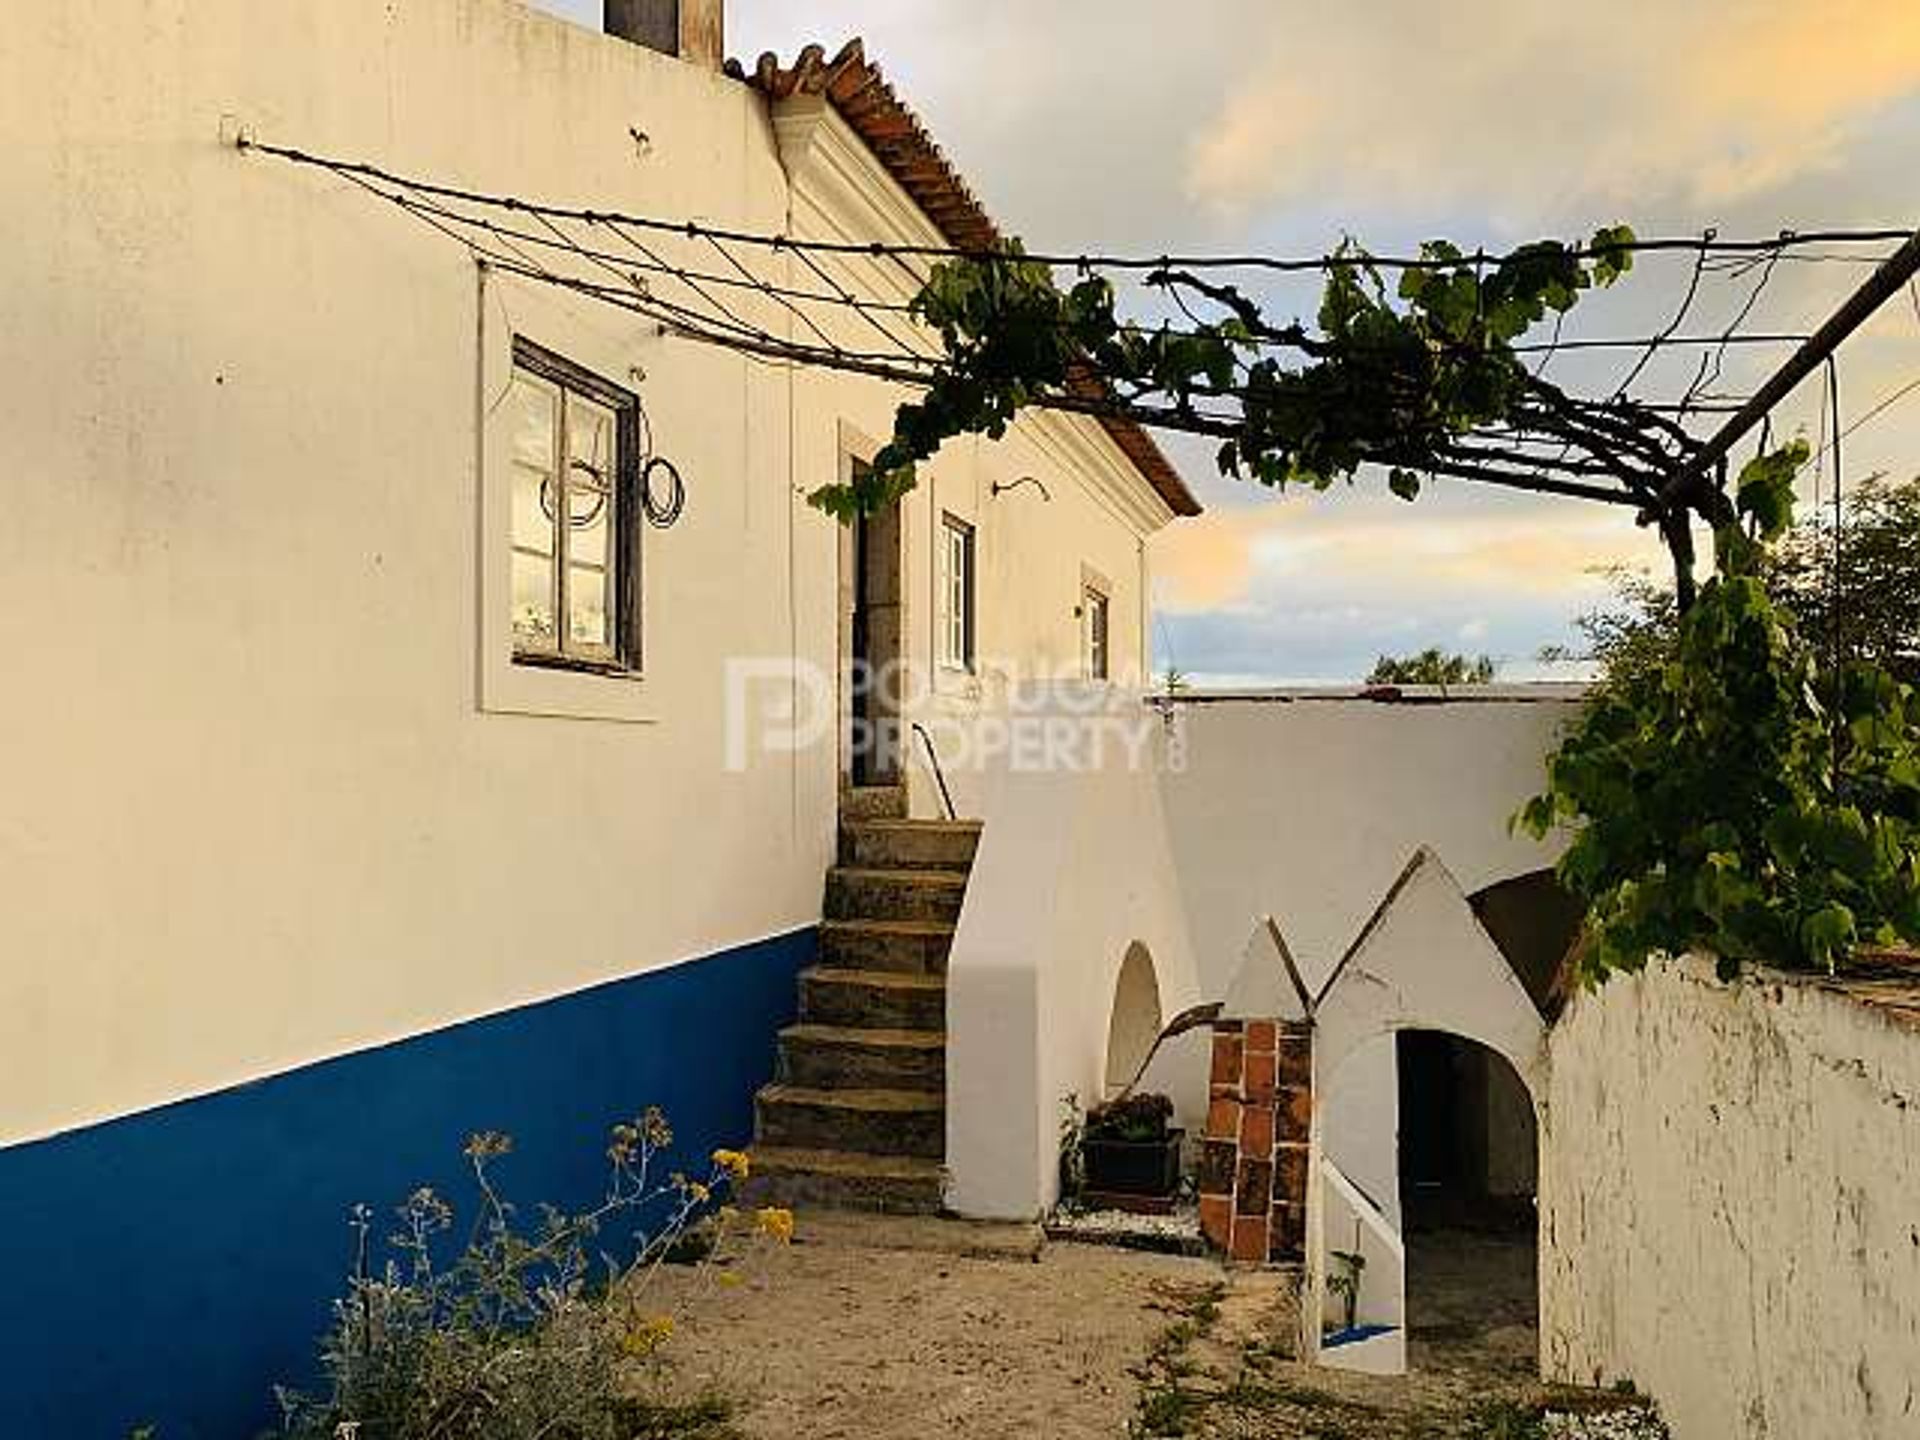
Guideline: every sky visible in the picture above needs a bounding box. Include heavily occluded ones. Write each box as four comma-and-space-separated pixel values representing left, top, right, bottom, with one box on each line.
531, 0, 1920, 683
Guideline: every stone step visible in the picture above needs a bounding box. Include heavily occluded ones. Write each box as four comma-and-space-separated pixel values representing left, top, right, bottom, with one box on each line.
779, 1023, 946, 1093
841, 818, 981, 872
742, 1146, 946, 1216
754, 1084, 945, 1159
799, 966, 945, 1031
841, 785, 907, 822
826, 866, 968, 924
820, 918, 955, 975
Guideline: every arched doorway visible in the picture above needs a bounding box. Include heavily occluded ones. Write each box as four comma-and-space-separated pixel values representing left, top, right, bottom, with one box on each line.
1396, 1031, 1539, 1374
1103, 942, 1163, 1098
1303, 847, 1551, 1375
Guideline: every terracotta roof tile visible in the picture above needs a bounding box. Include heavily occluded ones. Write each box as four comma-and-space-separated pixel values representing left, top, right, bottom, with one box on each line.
1816, 948, 1920, 1032
729, 40, 1201, 519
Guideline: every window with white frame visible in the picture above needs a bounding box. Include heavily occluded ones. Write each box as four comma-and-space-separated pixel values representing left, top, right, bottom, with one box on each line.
939, 513, 976, 672
1082, 584, 1111, 680
505, 337, 639, 671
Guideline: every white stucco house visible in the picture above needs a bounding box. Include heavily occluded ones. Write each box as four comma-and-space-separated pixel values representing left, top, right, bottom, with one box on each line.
28, 5, 1876, 1436
0, 4, 1197, 1434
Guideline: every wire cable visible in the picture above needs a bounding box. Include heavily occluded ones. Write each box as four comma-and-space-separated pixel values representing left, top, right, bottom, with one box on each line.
237, 138, 1916, 276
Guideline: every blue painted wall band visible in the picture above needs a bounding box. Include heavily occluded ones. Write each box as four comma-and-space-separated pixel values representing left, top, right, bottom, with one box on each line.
0, 928, 812, 1439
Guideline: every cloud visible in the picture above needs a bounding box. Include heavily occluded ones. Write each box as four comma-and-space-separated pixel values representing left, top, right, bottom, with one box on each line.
1150, 504, 1284, 613
1153, 489, 1666, 615
528, 0, 1920, 681
1187, 0, 1920, 219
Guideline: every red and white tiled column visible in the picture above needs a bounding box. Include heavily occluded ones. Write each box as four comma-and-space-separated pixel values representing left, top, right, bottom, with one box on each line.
1198, 1018, 1313, 1264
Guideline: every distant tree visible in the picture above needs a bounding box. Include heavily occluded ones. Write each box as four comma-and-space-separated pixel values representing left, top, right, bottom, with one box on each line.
1366, 648, 1497, 687
1539, 566, 1677, 690
1547, 474, 1920, 689
1774, 474, 1920, 686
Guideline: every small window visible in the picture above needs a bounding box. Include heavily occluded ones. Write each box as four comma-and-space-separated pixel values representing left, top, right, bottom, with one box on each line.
940, 513, 976, 672
505, 338, 639, 672
1082, 585, 1111, 680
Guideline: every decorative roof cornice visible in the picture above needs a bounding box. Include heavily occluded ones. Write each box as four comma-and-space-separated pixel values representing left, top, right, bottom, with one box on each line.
729, 39, 1201, 519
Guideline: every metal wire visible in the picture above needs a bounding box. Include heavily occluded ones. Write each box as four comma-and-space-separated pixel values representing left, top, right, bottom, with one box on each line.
240, 134, 1917, 552
240, 136, 1915, 274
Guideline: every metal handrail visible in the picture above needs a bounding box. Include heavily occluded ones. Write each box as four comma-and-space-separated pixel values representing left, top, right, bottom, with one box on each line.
910, 721, 958, 821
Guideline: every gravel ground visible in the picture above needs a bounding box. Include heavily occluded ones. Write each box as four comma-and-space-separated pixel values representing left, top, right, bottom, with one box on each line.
1046, 1202, 1206, 1254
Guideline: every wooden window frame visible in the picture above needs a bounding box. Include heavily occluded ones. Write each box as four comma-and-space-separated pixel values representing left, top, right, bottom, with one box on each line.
1082, 583, 1111, 681
940, 513, 977, 674
508, 336, 643, 677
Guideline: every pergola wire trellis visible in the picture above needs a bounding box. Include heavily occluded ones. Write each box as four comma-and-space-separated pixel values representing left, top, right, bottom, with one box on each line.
238, 137, 1920, 604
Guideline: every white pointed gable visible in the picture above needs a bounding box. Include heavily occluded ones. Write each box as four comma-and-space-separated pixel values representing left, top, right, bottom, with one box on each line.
1314, 848, 1548, 1097
1223, 915, 1312, 1021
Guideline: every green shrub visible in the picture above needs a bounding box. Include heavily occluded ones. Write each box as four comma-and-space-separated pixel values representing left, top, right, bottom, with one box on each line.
1523, 443, 1920, 980
1086, 1093, 1176, 1144
269, 1115, 785, 1440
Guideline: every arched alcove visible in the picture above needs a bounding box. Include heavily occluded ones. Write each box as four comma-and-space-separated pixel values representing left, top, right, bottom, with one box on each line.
1398, 1029, 1538, 1228
1103, 942, 1163, 1097
1396, 1030, 1539, 1374
1314, 1024, 1542, 1377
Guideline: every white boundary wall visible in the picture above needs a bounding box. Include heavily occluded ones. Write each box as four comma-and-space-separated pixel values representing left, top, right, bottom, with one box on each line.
1543, 957, 1920, 1438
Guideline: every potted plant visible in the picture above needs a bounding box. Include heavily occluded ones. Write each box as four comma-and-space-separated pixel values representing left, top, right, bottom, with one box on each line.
1079, 1092, 1183, 1206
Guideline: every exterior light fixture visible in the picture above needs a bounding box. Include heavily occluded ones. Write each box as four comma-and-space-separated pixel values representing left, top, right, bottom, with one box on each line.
990, 475, 1052, 502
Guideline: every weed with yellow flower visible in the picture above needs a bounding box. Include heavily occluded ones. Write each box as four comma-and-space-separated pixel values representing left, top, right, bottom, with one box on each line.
265, 1110, 783, 1440
754, 1207, 796, 1245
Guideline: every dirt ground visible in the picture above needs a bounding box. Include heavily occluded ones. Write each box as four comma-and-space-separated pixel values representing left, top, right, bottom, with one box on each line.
647, 1212, 1216, 1439
646, 1216, 1645, 1440
1155, 1229, 1622, 1440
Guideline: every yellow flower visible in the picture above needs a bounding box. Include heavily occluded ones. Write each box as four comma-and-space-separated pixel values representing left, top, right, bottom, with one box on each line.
687, 1182, 711, 1204
608, 1122, 639, 1165
462, 1131, 513, 1160
712, 1149, 751, 1183
622, 1314, 676, 1358
754, 1206, 795, 1244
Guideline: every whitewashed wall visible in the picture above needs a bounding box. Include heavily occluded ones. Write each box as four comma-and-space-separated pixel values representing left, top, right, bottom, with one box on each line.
946, 694, 1202, 1217
0, 0, 1175, 1150
947, 689, 1576, 1218
773, 98, 1168, 821
1148, 690, 1577, 1163
0, 0, 807, 1146
1543, 957, 1920, 1439
1161, 691, 1583, 1000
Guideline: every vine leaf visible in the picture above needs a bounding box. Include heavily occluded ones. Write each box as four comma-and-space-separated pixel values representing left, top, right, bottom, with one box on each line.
806, 225, 1667, 526
1523, 452, 1920, 982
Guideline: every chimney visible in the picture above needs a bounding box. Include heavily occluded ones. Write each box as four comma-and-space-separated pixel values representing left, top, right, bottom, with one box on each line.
604, 0, 724, 70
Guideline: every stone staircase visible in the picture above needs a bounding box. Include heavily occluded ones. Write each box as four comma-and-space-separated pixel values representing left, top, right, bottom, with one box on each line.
747, 785, 978, 1214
